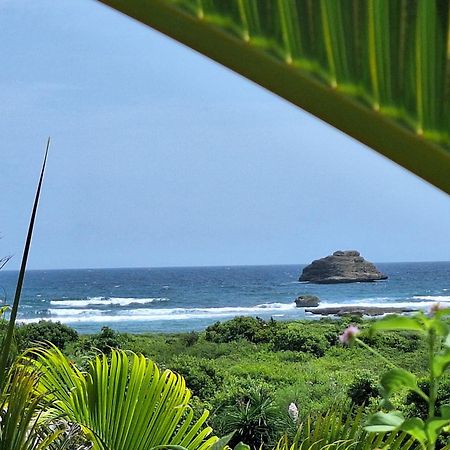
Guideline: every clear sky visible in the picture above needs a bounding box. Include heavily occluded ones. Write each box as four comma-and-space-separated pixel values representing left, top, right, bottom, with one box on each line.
1, 1, 449, 270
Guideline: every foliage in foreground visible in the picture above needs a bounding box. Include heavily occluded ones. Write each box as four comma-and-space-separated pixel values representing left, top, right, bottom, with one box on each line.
344, 309, 450, 450
0, 145, 218, 450
31, 345, 218, 450
275, 404, 415, 450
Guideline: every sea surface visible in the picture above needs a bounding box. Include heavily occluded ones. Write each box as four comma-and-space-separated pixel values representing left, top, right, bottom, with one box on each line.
0, 262, 448, 334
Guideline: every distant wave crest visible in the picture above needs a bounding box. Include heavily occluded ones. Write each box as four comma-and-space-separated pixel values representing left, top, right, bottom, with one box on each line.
413, 295, 450, 302
22, 301, 297, 324
50, 297, 169, 307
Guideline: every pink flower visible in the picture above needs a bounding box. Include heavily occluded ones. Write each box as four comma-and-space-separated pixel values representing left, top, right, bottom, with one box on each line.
429, 303, 446, 316
339, 325, 360, 345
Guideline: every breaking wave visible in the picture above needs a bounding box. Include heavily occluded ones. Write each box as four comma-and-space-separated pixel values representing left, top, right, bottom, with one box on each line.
50, 297, 168, 307
21, 302, 297, 324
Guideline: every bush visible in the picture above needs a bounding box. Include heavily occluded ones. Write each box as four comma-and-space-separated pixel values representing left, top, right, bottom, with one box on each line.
347, 370, 380, 405
16, 320, 78, 351
205, 316, 279, 344
169, 355, 223, 399
219, 386, 283, 449
272, 324, 330, 356
82, 326, 128, 354
366, 330, 422, 353
180, 330, 200, 347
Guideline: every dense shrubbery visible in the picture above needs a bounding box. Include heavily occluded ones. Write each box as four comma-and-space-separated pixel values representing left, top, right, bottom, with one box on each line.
347, 369, 380, 405
206, 316, 340, 357
81, 326, 128, 354
364, 329, 422, 353
7, 316, 434, 449
205, 316, 279, 344
169, 354, 223, 398
271, 324, 331, 356
16, 320, 78, 351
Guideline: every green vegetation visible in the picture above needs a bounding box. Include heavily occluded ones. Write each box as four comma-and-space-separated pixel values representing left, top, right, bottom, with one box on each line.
4, 314, 436, 449
16, 320, 79, 351
50, 315, 450, 448
0, 146, 217, 450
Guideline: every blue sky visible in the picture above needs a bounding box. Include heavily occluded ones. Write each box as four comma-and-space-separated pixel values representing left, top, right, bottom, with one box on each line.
1, 1, 449, 270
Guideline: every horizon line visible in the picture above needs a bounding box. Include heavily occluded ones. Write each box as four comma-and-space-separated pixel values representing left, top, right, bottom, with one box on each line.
2, 260, 450, 272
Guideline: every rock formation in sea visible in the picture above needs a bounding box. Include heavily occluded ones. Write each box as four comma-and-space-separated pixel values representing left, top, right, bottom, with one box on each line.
294, 295, 320, 307
299, 250, 388, 284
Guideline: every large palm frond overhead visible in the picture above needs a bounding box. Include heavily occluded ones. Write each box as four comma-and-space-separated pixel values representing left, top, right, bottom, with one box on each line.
98, 0, 450, 193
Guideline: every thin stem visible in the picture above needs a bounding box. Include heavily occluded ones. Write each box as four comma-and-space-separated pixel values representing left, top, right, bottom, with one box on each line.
428, 330, 437, 419
0, 138, 49, 389
426, 329, 439, 450
355, 338, 397, 369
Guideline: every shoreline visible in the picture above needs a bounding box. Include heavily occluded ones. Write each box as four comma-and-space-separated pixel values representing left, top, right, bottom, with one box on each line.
305, 305, 416, 317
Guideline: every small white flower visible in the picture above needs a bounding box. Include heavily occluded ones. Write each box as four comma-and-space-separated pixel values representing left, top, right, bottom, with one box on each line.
288, 402, 298, 423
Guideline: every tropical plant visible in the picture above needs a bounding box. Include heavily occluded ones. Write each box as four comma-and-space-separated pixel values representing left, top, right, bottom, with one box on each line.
30, 345, 218, 450
341, 309, 450, 449
220, 386, 283, 449
274, 404, 415, 450
0, 362, 65, 450
0, 139, 49, 389
16, 321, 79, 352
81, 326, 126, 354
347, 370, 380, 406
96, 0, 450, 194
1, 141, 218, 450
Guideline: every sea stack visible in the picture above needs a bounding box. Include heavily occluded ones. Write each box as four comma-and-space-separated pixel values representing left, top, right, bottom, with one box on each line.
299, 250, 387, 284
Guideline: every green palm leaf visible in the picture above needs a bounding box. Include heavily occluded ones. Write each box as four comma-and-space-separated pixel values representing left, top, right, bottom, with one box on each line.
0, 363, 63, 450
30, 346, 218, 450
274, 404, 415, 450
97, 0, 450, 193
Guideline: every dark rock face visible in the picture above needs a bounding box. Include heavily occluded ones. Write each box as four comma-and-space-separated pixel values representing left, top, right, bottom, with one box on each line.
299, 250, 387, 284
295, 295, 320, 307
305, 306, 413, 316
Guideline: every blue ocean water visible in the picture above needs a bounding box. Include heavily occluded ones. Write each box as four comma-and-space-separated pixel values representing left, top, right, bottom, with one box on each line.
0, 262, 448, 333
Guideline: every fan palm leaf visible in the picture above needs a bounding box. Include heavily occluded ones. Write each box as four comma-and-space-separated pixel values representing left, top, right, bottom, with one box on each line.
97, 0, 450, 193
274, 404, 416, 450
30, 346, 218, 450
0, 362, 64, 450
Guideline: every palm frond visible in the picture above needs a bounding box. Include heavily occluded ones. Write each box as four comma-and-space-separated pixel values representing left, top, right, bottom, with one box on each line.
0, 361, 64, 450
30, 346, 219, 450
274, 404, 416, 450
97, 1, 450, 193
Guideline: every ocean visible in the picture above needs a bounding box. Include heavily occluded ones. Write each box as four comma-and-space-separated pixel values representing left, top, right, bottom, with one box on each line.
0, 262, 448, 334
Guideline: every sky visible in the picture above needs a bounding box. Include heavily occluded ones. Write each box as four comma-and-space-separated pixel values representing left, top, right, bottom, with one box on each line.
1, 1, 449, 270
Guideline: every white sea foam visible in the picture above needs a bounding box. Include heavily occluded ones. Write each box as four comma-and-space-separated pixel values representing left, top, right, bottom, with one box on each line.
20, 302, 297, 324
50, 297, 168, 307
22, 295, 450, 326
412, 295, 450, 302
48, 308, 101, 316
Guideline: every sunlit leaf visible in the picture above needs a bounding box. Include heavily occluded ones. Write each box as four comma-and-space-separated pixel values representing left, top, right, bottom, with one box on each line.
426, 417, 450, 443
370, 316, 424, 335
381, 368, 426, 399
97, 0, 450, 193
30, 346, 218, 450
432, 347, 450, 377
365, 411, 405, 433
400, 418, 426, 445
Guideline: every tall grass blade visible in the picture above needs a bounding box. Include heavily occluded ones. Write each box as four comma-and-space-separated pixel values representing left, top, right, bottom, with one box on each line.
0, 138, 50, 389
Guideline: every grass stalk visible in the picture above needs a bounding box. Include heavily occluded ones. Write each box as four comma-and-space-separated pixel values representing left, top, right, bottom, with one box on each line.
0, 138, 50, 389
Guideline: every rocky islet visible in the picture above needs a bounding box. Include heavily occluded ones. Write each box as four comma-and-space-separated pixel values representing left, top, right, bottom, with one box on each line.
299, 250, 388, 284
